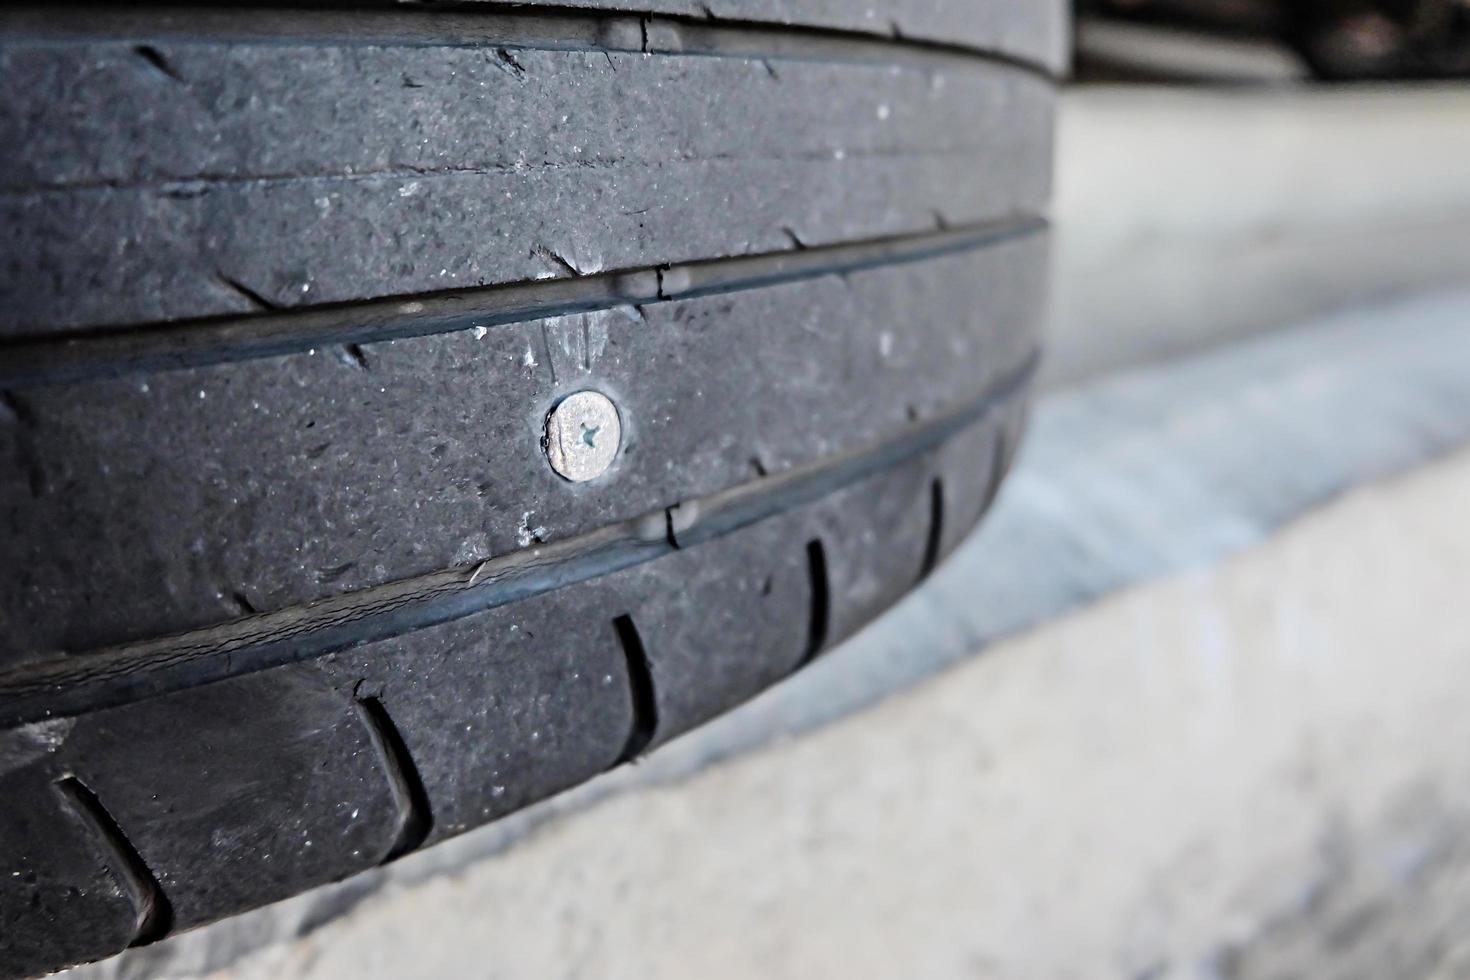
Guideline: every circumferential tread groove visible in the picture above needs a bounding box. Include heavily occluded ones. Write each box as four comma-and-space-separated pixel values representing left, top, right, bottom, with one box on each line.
0, 219, 1043, 389
353, 696, 433, 862
612, 614, 658, 762
54, 775, 174, 947
799, 539, 831, 667
919, 476, 945, 581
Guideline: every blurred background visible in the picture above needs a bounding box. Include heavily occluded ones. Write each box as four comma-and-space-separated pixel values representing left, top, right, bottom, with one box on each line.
1054, 0, 1470, 390
1075, 0, 1470, 81
75, 4, 1470, 978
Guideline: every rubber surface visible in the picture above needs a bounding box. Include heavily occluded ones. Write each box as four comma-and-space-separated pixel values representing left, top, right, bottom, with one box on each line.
0, 1, 1057, 975
0, 5, 1054, 335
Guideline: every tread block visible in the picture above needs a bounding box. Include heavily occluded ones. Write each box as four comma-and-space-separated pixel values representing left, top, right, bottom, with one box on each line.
933, 403, 1010, 565
0, 767, 142, 978
313, 589, 636, 845
53, 670, 402, 931
806, 447, 939, 648
612, 511, 815, 747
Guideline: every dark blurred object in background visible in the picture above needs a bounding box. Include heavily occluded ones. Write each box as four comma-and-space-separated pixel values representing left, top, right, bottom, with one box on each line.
1077, 0, 1470, 80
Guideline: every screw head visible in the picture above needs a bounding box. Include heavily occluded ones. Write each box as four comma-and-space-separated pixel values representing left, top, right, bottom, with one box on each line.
544, 390, 621, 482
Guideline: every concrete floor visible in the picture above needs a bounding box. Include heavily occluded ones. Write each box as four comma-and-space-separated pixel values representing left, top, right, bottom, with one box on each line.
1043, 85, 1470, 389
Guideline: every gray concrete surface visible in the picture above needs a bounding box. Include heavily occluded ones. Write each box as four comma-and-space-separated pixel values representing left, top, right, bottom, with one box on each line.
73, 285, 1470, 978
1044, 85, 1470, 388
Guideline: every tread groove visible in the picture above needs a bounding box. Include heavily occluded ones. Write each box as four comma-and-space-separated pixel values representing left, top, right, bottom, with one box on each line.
611, 614, 658, 762
0, 218, 1044, 389
354, 696, 434, 861
799, 538, 831, 667
54, 775, 174, 947
919, 476, 945, 580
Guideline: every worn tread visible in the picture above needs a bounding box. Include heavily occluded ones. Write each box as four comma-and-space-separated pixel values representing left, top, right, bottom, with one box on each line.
0, 0, 1055, 975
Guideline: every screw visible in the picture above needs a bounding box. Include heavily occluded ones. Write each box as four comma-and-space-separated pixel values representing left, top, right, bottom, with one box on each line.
544, 390, 621, 482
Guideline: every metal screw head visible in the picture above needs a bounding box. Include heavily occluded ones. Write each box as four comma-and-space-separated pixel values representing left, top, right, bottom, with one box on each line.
544, 390, 621, 482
